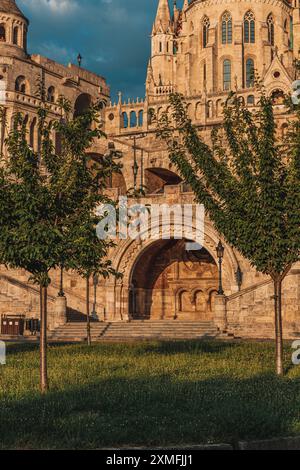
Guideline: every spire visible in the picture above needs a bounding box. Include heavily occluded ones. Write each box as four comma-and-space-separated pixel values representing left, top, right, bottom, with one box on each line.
153, 0, 171, 34
183, 0, 189, 11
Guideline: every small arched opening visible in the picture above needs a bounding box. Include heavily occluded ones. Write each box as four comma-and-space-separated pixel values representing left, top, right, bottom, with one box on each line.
15, 76, 27, 94
74, 93, 92, 118
145, 168, 182, 194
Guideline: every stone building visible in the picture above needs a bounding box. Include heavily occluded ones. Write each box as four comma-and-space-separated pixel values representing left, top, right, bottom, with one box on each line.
1, 0, 300, 340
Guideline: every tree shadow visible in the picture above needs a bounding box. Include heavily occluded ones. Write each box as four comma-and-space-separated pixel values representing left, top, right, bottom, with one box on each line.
0, 371, 300, 449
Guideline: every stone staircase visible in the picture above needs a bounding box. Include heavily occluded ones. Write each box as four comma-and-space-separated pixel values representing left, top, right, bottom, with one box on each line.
50, 320, 220, 342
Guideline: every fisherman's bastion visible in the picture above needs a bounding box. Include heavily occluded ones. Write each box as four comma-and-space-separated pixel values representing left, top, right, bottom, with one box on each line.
0, 0, 300, 341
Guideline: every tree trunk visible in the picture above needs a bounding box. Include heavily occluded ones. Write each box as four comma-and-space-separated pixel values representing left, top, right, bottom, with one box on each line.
86, 276, 91, 346
273, 276, 283, 376
40, 285, 49, 393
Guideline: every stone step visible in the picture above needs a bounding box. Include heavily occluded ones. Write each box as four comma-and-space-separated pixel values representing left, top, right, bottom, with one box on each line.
50, 321, 219, 342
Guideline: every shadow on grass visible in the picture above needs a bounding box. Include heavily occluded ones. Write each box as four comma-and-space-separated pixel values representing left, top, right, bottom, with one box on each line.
0, 371, 300, 449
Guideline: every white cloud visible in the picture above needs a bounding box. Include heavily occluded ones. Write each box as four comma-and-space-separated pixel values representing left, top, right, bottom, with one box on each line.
20, 0, 79, 15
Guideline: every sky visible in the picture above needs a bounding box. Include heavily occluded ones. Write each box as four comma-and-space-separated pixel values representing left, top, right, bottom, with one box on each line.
18, 0, 182, 102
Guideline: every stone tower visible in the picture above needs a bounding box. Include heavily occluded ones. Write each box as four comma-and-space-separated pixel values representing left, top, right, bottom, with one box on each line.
149, 0, 175, 95
0, 0, 29, 59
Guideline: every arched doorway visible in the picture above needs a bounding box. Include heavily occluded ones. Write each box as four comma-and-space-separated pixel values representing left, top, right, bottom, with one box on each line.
129, 239, 219, 320
74, 93, 92, 117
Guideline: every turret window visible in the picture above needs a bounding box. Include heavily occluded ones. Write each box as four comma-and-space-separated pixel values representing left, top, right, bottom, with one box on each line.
267, 14, 274, 46
47, 86, 55, 103
0, 25, 6, 42
221, 12, 232, 44
202, 16, 210, 48
15, 76, 27, 94
244, 11, 255, 43
246, 59, 255, 87
13, 27, 19, 46
223, 59, 231, 91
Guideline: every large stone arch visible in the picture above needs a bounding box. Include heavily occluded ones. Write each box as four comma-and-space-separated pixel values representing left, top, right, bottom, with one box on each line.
104, 218, 239, 321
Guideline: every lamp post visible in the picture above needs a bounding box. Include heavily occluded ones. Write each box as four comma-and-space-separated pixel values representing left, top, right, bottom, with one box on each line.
132, 136, 139, 192
216, 241, 225, 295
58, 266, 65, 297
91, 274, 99, 319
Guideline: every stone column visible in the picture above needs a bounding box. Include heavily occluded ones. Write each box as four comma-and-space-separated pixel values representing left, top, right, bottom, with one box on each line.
48, 297, 67, 330
214, 294, 227, 332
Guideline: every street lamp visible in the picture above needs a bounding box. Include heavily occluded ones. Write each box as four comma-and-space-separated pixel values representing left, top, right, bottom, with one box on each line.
91, 274, 99, 319
58, 266, 65, 297
216, 241, 225, 295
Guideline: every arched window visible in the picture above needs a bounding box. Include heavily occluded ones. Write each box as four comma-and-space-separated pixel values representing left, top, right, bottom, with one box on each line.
206, 101, 213, 118
15, 75, 27, 93
130, 111, 137, 128
122, 112, 128, 129
246, 58, 255, 87
223, 59, 231, 91
221, 12, 232, 44
74, 93, 92, 117
247, 95, 255, 105
47, 86, 55, 103
202, 16, 210, 48
244, 11, 255, 43
0, 25, 6, 42
138, 110, 143, 127
29, 117, 36, 149
13, 26, 19, 46
267, 14, 274, 46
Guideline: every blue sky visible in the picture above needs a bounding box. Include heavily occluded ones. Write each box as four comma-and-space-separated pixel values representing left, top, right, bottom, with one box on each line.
18, 0, 181, 102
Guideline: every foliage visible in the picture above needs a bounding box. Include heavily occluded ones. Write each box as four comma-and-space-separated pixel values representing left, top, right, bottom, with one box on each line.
158, 91, 300, 278
0, 99, 122, 286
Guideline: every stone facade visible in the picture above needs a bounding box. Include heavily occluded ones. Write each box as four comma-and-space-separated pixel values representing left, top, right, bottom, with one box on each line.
1, 0, 300, 339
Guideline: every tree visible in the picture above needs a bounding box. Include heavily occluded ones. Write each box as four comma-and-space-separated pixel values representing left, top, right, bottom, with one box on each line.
158, 91, 300, 375
0, 99, 121, 391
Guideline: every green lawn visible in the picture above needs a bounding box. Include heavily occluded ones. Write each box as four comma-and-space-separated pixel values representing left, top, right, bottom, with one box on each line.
0, 340, 300, 449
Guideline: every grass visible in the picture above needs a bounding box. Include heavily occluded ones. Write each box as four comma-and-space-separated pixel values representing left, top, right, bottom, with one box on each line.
0, 340, 300, 449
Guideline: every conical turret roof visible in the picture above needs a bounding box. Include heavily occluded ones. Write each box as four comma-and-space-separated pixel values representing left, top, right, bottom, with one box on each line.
0, 0, 28, 20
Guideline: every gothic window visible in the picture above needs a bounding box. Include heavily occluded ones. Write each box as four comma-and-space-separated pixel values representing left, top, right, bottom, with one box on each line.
122, 112, 128, 129
202, 16, 210, 47
289, 16, 294, 50
29, 117, 36, 149
0, 25, 6, 42
223, 59, 231, 91
221, 12, 232, 44
13, 26, 19, 45
138, 110, 143, 127
15, 75, 27, 93
246, 58, 255, 87
203, 61, 207, 88
244, 11, 255, 43
47, 86, 55, 103
267, 14, 274, 46
247, 95, 255, 105
159, 42, 162, 53
130, 111, 137, 128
